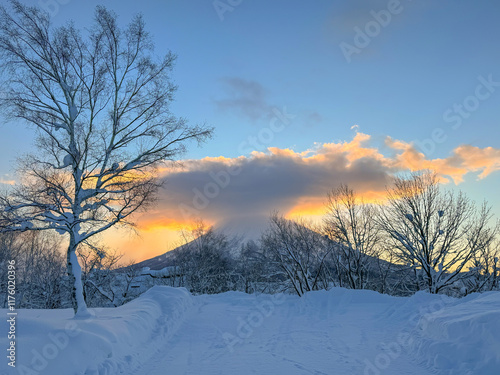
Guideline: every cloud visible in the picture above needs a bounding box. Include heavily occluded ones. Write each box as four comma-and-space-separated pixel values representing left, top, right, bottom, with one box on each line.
110, 132, 500, 262
385, 138, 500, 184
141, 133, 500, 235
214, 77, 273, 121
453, 145, 500, 180
0, 178, 15, 185
144, 132, 390, 231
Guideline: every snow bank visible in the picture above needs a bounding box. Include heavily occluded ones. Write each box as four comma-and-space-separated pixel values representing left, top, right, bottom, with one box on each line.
412, 291, 500, 374
4, 286, 194, 375
3, 286, 500, 375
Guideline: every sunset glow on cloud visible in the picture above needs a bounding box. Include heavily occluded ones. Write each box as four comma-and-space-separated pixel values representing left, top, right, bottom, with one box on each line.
111, 132, 500, 262
0, 178, 15, 185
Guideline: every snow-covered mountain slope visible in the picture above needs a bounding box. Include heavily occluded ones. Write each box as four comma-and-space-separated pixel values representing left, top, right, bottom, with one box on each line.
129, 218, 266, 271
2, 287, 499, 375
129, 245, 182, 270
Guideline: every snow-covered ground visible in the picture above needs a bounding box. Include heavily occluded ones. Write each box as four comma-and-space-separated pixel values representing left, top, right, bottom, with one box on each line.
2, 287, 499, 375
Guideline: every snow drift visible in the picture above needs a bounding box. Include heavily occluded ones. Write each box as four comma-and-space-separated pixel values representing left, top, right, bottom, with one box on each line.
412, 291, 500, 375
1, 287, 499, 375
3, 287, 194, 375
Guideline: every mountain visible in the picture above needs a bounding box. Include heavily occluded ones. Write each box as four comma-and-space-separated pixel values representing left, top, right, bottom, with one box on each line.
130, 215, 271, 270
128, 215, 399, 281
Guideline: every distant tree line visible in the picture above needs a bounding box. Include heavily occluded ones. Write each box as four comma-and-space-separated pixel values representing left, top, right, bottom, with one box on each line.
172, 172, 499, 298
2, 172, 498, 309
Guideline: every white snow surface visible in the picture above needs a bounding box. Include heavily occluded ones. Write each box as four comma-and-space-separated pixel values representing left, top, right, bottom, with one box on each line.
1, 287, 499, 375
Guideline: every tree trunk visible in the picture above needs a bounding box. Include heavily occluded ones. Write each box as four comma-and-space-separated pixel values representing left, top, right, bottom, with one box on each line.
67, 239, 91, 318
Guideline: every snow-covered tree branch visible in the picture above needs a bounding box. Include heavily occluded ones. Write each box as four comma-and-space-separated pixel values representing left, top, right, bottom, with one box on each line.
324, 184, 381, 290
261, 213, 329, 296
377, 172, 498, 294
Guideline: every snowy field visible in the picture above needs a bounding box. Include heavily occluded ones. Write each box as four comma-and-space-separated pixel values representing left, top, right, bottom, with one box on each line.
2, 286, 500, 375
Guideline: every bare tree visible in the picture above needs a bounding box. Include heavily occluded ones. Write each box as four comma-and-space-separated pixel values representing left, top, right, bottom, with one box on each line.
16, 231, 67, 309
0, 2, 212, 316
0, 232, 20, 307
324, 184, 381, 289
0, 231, 68, 309
261, 213, 329, 296
78, 243, 123, 307
464, 239, 499, 294
377, 172, 498, 294
237, 240, 272, 293
175, 221, 236, 295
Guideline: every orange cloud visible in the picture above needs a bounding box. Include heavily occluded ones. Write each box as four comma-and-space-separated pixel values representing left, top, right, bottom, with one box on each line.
153, 132, 500, 227
286, 187, 387, 223
136, 216, 201, 232
286, 196, 328, 220
0, 178, 15, 185
385, 137, 500, 183
103, 132, 500, 263
454, 145, 500, 179
303, 132, 385, 166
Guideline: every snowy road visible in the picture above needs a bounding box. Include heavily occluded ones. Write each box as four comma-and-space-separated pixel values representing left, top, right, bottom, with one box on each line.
130, 290, 434, 375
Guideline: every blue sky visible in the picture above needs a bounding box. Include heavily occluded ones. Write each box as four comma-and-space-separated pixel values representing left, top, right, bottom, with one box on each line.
1, 0, 499, 260
2, 0, 499, 160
